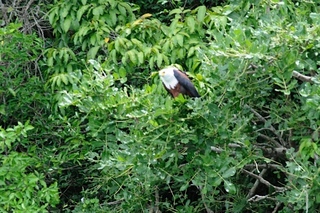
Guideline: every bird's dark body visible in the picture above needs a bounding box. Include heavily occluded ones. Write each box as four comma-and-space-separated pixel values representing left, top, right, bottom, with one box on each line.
163, 69, 200, 98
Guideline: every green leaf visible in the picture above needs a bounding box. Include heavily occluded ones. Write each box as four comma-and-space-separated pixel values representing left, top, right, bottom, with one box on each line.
67, 63, 73, 73
161, 25, 171, 36
110, 10, 117, 26
169, 8, 182, 16
187, 46, 195, 57
179, 182, 189, 191
156, 54, 163, 68
24, 125, 34, 132
176, 34, 184, 47
137, 52, 144, 65
149, 57, 154, 69
115, 39, 120, 51
131, 38, 142, 48
8, 88, 16, 97
92, 5, 104, 17
87, 46, 100, 59
62, 17, 72, 32
88, 59, 101, 70
127, 51, 137, 64
77, 5, 90, 21
0, 105, 5, 116
310, 13, 320, 24
119, 67, 127, 78
197, 6, 206, 22
224, 180, 236, 194
90, 34, 97, 45
222, 167, 236, 178
212, 177, 222, 187
109, 0, 117, 8
61, 74, 68, 85
186, 16, 195, 33
60, 4, 71, 18
118, 4, 126, 17
162, 41, 170, 52
48, 7, 58, 25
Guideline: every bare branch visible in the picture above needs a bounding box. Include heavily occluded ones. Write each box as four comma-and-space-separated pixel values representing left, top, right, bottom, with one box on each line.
106, 199, 124, 205
248, 194, 277, 202
210, 146, 224, 153
246, 168, 268, 199
228, 143, 243, 148
244, 163, 282, 170
0, 0, 9, 25
242, 169, 286, 192
245, 105, 286, 147
210, 143, 243, 155
292, 70, 313, 83
257, 133, 283, 148
272, 202, 282, 213
255, 145, 287, 157
154, 187, 161, 213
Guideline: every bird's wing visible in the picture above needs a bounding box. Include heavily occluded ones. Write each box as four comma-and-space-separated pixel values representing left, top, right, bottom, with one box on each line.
173, 69, 200, 97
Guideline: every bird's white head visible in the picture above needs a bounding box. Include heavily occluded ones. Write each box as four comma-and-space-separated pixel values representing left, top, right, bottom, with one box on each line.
159, 67, 179, 89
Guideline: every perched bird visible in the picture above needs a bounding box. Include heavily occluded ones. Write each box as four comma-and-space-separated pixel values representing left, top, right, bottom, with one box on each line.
159, 66, 200, 98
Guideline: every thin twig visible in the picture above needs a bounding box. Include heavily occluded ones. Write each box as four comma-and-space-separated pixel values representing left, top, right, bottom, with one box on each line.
199, 186, 214, 213
106, 199, 124, 205
257, 146, 287, 157
228, 143, 243, 148
210, 143, 243, 154
245, 105, 286, 146
0, 0, 8, 25
272, 202, 282, 213
210, 146, 224, 153
248, 194, 277, 202
257, 133, 283, 148
242, 169, 286, 192
154, 187, 160, 213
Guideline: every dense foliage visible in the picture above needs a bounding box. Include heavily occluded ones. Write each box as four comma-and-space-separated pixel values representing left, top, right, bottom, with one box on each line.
1, 0, 320, 212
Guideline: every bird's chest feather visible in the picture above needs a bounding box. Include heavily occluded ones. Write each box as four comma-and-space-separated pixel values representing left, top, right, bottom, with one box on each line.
162, 77, 179, 89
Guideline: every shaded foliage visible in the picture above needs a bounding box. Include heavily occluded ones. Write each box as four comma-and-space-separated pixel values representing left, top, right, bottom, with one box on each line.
125, 0, 227, 23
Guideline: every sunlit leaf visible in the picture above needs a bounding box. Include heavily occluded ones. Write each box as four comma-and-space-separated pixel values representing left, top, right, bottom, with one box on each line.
224, 180, 236, 194
222, 167, 236, 178
62, 16, 72, 32
197, 6, 206, 22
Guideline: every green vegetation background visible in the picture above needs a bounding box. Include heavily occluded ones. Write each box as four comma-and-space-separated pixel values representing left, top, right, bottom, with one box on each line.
1, 0, 320, 212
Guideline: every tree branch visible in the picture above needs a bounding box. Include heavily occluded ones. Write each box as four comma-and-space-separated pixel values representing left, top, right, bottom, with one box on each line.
106, 199, 124, 205
246, 168, 268, 199
210, 143, 243, 155
255, 145, 287, 157
272, 202, 282, 213
244, 163, 282, 170
242, 169, 286, 192
248, 194, 277, 202
199, 186, 214, 213
245, 105, 286, 147
154, 187, 161, 213
257, 133, 283, 148
292, 70, 313, 83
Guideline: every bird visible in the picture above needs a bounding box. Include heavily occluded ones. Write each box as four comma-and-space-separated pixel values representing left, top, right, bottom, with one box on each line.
159, 66, 200, 98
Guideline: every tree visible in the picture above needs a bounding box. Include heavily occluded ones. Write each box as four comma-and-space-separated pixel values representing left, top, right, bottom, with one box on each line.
1, 0, 320, 212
